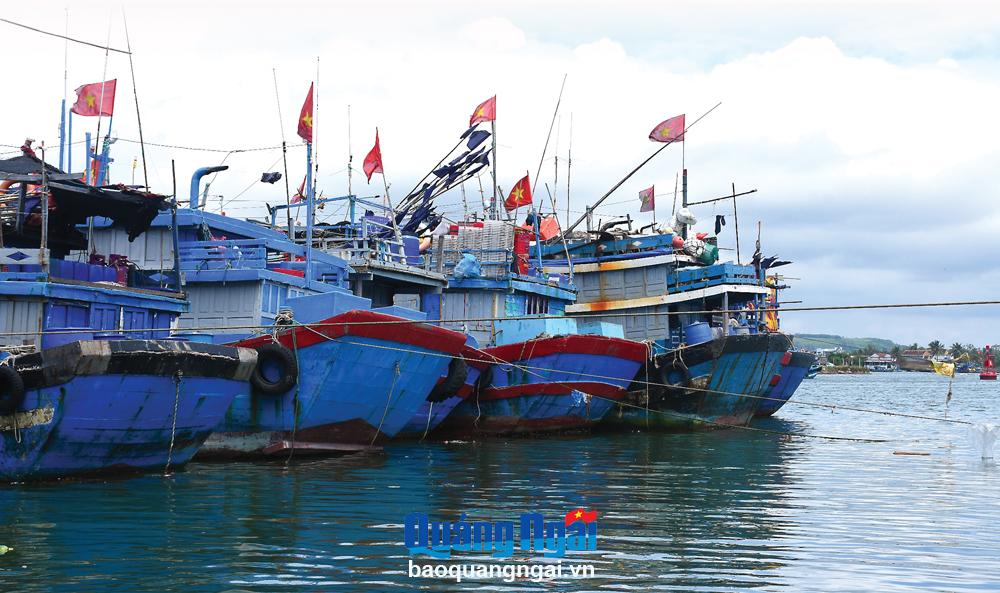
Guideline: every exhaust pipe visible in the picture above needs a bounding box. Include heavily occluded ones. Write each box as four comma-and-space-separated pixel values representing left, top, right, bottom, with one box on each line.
189, 165, 229, 208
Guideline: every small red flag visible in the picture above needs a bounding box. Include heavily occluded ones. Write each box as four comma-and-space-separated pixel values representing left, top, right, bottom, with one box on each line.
648, 114, 685, 143
564, 508, 598, 525
291, 176, 306, 203
70, 80, 116, 117
639, 185, 655, 212
363, 129, 384, 182
297, 83, 314, 143
469, 95, 496, 126
504, 173, 532, 211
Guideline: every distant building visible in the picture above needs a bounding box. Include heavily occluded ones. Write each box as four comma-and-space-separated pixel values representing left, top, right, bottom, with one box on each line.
864, 353, 897, 372
901, 349, 931, 361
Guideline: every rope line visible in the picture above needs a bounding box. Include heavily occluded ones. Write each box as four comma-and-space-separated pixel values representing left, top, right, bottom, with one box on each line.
2, 298, 998, 339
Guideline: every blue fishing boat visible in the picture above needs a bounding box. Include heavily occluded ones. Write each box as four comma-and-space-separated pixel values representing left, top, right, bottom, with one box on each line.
413, 219, 647, 436
0, 153, 254, 480
755, 350, 816, 417
542, 221, 792, 430
88, 168, 468, 456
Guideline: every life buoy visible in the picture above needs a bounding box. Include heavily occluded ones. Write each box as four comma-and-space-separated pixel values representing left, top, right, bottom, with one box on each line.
427, 357, 469, 403
657, 356, 692, 388
0, 365, 26, 416
250, 343, 298, 395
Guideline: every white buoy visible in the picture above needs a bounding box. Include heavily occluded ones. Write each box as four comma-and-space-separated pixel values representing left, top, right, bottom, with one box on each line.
967, 423, 998, 459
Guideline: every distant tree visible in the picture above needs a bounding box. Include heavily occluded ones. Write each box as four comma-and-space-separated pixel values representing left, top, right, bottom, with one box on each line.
928, 340, 943, 356
950, 342, 966, 359
909, 343, 920, 350
891, 345, 903, 359
967, 344, 984, 365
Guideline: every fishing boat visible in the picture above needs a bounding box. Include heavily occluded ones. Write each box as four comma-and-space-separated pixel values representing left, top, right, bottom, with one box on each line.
540, 195, 793, 430
86, 167, 469, 456
0, 153, 254, 480
755, 350, 817, 417
411, 219, 648, 437
981, 345, 996, 380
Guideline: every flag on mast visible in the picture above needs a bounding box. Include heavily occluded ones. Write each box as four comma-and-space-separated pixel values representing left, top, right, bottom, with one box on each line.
297, 83, 314, 143
504, 173, 532, 211
639, 185, 655, 212
363, 129, 384, 182
648, 114, 685, 143
70, 80, 117, 117
469, 95, 496, 126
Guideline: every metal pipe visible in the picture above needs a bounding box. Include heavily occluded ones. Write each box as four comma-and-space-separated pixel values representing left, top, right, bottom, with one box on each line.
189, 165, 228, 208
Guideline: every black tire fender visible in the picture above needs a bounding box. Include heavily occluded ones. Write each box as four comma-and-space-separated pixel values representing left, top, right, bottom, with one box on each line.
427, 357, 469, 403
250, 343, 298, 395
0, 365, 26, 416
658, 357, 692, 388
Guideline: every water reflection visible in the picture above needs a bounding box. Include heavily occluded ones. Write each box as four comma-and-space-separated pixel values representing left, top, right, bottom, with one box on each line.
1, 374, 999, 592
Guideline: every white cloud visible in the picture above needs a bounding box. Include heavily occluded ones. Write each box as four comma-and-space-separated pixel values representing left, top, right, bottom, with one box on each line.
5, 0, 1000, 343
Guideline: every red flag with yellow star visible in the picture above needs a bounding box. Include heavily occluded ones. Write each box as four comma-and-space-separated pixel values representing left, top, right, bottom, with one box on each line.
648, 113, 685, 143
363, 129, 384, 182
469, 95, 496, 126
297, 83, 314, 143
70, 80, 117, 117
564, 508, 598, 525
504, 173, 532, 211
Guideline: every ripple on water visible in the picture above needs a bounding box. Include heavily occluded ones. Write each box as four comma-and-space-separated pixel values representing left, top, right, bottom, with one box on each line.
0, 373, 998, 591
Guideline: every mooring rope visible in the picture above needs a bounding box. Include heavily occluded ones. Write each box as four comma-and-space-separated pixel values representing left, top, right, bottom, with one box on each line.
164, 371, 183, 475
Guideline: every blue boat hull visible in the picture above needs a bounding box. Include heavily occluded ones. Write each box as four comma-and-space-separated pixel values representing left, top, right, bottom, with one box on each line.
398, 365, 482, 439
203, 310, 468, 456
436, 335, 648, 437
604, 333, 792, 430
1, 340, 254, 481
755, 351, 816, 417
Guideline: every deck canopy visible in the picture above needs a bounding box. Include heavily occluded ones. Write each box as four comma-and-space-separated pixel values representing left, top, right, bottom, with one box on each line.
1, 154, 168, 253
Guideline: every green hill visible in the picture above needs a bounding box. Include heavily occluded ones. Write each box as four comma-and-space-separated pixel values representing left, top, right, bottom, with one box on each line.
792, 334, 898, 353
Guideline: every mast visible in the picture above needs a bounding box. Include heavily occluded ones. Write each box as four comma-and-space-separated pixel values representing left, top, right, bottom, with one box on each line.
272, 68, 293, 232
122, 9, 147, 189
58, 9, 68, 170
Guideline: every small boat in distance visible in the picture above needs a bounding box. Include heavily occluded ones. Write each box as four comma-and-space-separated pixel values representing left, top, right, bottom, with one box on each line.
981, 345, 997, 380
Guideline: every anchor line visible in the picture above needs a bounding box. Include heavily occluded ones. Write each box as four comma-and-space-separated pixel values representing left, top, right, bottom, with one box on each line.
164, 371, 182, 475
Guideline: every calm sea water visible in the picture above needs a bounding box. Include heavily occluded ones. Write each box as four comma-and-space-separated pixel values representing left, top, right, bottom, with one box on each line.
1, 373, 998, 592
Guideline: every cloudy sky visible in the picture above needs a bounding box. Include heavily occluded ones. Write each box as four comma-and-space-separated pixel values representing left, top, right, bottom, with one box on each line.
5, 0, 1000, 345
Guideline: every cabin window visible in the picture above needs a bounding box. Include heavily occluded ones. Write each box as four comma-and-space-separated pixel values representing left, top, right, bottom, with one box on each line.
525, 294, 550, 315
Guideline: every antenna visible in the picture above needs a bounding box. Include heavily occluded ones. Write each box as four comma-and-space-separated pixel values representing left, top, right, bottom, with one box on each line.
122, 9, 148, 189
347, 104, 353, 196
313, 56, 320, 212
533, 73, 567, 198
272, 68, 293, 232
566, 112, 572, 230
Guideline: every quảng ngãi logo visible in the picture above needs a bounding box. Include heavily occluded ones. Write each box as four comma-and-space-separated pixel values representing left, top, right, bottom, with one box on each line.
403, 507, 599, 559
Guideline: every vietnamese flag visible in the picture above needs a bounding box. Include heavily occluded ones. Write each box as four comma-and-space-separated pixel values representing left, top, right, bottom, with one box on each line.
564, 508, 598, 525
469, 95, 496, 126
363, 129, 384, 182
297, 83, 314, 143
639, 185, 655, 212
70, 79, 116, 117
504, 173, 532, 211
648, 113, 685, 143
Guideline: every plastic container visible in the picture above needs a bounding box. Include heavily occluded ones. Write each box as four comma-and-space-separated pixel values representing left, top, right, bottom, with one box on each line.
684, 321, 713, 346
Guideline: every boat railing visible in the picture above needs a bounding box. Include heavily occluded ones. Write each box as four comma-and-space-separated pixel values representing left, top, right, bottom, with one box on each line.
179, 239, 268, 272
430, 245, 514, 280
